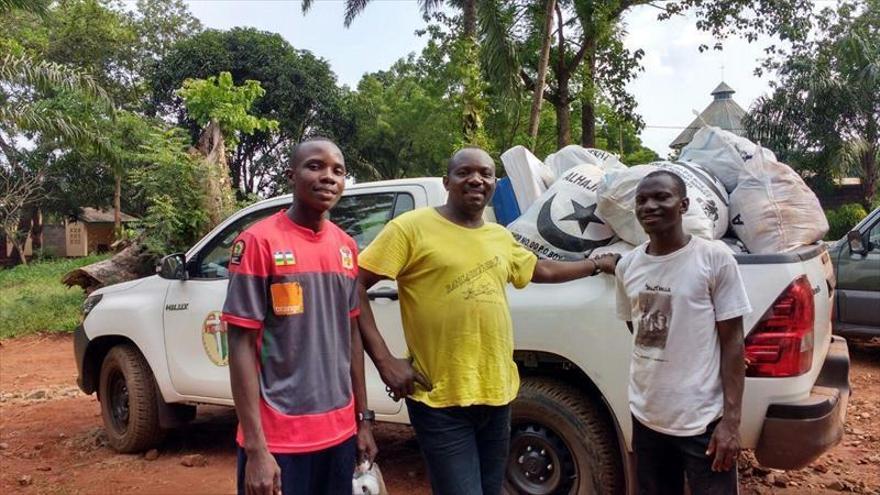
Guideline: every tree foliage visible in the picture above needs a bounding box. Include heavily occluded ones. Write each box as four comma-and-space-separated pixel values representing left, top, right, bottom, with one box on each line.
176, 72, 278, 148
744, 0, 879, 207
150, 27, 359, 195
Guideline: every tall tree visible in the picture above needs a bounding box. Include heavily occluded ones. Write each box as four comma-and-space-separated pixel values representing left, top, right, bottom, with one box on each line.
0, 52, 111, 263
303, 0, 496, 146
176, 72, 278, 225
129, 0, 202, 64
150, 28, 356, 196
745, 0, 879, 207
527, 0, 556, 148
513, 0, 813, 148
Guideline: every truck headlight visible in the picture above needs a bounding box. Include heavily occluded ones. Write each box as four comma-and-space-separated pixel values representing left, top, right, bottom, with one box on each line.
82, 294, 103, 319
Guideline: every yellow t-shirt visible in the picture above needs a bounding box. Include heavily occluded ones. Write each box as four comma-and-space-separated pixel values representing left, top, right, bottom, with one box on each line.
359, 207, 538, 408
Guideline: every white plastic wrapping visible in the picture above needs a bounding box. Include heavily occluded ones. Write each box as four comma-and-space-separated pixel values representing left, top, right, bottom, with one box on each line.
595, 164, 657, 246
595, 161, 729, 245
499, 146, 554, 212
588, 239, 637, 259
729, 151, 828, 254
680, 126, 778, 193
544, 145, 626, 181
508, 163, 615, 260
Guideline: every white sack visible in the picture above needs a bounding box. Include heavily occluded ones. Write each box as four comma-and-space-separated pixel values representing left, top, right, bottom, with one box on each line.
595, 161, 729, 245
595, 164, 657, 246
544, 145, 626, 181
680, 126, 777, 193
589, 240, 636, 259
729, 152, 828, 254
508, 163, 615, 260
659, 161, 730, 239
500, 146, 554, 212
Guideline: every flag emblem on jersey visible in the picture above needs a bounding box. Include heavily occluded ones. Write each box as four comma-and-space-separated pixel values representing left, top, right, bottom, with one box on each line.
274, 250, 296, 266
340, 246, 354, 270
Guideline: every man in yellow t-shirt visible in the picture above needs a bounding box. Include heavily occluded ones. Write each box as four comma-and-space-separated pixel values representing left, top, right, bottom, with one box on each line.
357, 147, 618, 495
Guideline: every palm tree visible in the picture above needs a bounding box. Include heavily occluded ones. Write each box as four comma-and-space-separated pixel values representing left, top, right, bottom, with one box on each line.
0, 53, 112, 263
0, 0, 48, 15
303, 0, 520, 146
0, 54, 110, 148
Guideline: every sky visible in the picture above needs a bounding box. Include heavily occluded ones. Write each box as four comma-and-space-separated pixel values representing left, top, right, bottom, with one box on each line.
180, 0, 785, 157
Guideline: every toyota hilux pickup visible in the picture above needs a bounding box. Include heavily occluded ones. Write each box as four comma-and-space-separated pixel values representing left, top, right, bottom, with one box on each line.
74, 177, 850, 494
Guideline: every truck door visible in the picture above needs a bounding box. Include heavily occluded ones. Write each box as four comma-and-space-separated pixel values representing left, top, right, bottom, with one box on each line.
163, 206, 278, 400
836, 215, 880, 330
328, 186, 422, 415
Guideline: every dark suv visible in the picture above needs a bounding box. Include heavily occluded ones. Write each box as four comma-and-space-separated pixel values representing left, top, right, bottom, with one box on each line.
830, 206, 880, 337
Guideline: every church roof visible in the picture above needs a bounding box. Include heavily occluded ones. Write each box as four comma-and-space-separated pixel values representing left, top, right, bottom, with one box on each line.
670, 81, 746, 149
710, 81, 735, 96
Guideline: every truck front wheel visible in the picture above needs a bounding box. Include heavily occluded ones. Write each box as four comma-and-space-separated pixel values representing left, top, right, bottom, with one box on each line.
98, 345, 163, 453
506, 378, 624, 495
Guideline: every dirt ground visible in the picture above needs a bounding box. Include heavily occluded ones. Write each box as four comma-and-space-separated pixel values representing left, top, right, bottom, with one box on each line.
1, 334, 878, 494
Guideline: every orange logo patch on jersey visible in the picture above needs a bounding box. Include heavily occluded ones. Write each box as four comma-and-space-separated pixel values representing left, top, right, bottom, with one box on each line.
340, 246, 354, 270
270, 282, 304, 316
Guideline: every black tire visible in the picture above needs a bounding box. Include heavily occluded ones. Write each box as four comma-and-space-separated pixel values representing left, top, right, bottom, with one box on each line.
98, 345, 163, 453
505, 377, 624, 495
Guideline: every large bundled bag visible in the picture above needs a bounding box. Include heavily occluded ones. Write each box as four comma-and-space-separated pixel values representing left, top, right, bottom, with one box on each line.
680, 126, 777, 193
729, 151, 828, 254
544, 145, 626, 181
508, 163, 615, 260
500, 146, 554, 212
595, 164, 656, 246
589, 239, 636, 259
595, 161, 729, 245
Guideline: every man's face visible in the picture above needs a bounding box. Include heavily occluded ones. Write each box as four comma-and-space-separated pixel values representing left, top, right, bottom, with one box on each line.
635, 174, 689, 234
287, 141, 346, 213
444, 149, 497, 214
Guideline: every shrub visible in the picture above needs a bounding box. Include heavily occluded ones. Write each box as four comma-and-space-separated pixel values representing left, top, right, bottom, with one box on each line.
0, 255, 109, 338
825, 203, 868, 240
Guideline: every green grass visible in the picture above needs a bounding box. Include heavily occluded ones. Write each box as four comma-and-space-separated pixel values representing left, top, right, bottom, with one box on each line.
0, 255, 110, 339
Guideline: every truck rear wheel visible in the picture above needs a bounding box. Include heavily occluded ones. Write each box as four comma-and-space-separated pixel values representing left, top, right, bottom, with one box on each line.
506, 378, 624, 495
98, 345, 163, 453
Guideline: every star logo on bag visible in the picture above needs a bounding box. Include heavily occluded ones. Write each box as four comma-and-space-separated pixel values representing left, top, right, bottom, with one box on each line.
560, 200, 605, 234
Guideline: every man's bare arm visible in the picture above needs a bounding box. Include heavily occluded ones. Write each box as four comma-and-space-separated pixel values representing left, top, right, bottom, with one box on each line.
228, 325, 280, 495
350, 317, 377, 462
531, 254, 619, 283
706, 316, 745, 472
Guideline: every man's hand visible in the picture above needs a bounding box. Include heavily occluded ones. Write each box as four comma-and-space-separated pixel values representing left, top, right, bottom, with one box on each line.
244, 448, 281, 495
357, 422, 378, 464
592, 253, 621, 274
378, 357, 432, 400
706, 418, 740, 472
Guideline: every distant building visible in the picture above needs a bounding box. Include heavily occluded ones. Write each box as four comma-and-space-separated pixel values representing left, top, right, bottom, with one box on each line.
670, 82, 747, 150
65, 208, 138, 257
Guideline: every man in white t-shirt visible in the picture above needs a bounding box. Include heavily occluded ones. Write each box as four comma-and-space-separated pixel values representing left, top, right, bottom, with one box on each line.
614, 170, 751, 494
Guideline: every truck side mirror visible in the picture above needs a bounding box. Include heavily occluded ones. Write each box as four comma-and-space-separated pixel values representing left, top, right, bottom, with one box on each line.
157, 253, 189, 280
846, 230, 867, 256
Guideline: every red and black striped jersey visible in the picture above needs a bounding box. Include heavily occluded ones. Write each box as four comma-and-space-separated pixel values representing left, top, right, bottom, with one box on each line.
221, 211, 359, 453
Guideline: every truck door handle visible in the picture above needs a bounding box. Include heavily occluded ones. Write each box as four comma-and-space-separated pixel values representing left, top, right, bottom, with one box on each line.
367, 287, 398, 301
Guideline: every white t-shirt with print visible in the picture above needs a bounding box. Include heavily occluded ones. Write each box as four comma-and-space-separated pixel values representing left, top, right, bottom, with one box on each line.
615, 236, 752, 436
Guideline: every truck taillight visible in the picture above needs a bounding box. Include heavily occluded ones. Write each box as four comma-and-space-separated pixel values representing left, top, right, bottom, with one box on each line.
744, 275, 814, 378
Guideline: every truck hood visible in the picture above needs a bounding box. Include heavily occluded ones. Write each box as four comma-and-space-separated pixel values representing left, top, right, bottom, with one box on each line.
93, 276, 153, 296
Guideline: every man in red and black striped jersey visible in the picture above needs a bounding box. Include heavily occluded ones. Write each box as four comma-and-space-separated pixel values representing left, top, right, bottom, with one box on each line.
222, 139, 376, 495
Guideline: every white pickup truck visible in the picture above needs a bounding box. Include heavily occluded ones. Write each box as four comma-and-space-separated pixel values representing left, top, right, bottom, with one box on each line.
74, 178, 850, 494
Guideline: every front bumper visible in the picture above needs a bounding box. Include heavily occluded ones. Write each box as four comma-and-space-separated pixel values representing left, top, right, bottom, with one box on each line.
73, 323, 91, 393
754, 336, 850, 469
